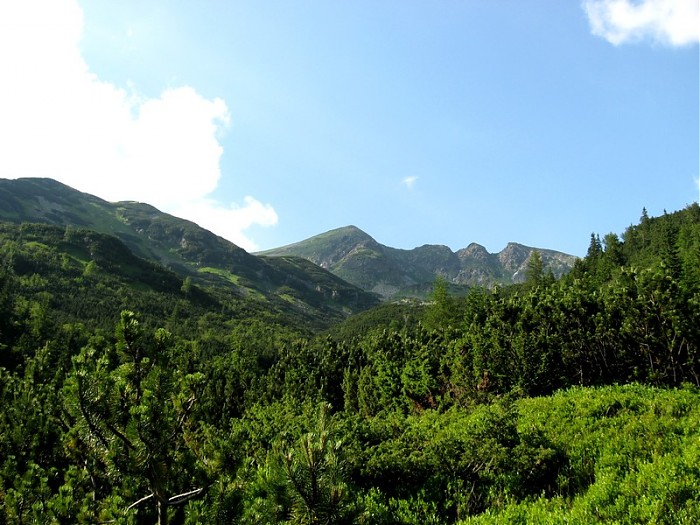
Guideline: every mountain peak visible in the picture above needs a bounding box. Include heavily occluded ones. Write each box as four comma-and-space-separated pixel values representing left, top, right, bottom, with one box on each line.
262, 228, 577, 299
324, 225, 374, 242
258, 225, 377, 257
1, 177, 577, 302
457, 242, 490, 258
337, 224, 366, 234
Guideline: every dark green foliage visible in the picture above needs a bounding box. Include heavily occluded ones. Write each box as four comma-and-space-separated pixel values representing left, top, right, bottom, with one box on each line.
1, 203, 700, 523
424, 276, 461, 332
278, 403, 358, 524
63, 311, 205, 523
323, 300, 424, 342
524, 249, 545, 287
347, 401, 565, 521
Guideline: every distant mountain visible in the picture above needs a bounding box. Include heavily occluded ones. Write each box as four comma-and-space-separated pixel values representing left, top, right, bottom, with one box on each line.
0, 178, 379, 328
258, 225, 578, 299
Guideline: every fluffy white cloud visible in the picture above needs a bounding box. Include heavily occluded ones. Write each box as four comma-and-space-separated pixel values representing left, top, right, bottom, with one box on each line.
583, 0, 699, 46
0, 0, 277, 251
174, 197, 278, 251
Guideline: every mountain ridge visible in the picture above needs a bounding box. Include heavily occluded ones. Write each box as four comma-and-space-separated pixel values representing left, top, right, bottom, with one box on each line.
0, 177, 379, 327
258, 226, 578, 298
0, 177, 577, 304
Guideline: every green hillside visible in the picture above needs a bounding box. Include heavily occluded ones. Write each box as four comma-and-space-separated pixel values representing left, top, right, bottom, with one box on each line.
1, 188, 699, 523
0, 178, 379, 326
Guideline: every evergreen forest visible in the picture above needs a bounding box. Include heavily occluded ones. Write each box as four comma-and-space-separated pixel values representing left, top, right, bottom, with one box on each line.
1, 204, 700, 524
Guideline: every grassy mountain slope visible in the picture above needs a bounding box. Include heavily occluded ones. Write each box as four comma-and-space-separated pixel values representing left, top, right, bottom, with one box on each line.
0, 178, 379, 327
0, 221, 328, 345
258, 225, 578, 299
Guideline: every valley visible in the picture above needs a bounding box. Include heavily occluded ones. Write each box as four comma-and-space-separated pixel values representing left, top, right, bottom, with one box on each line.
0, 177, 699, 524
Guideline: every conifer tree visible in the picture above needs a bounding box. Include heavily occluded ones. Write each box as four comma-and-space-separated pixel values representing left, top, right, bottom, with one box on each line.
63, 311, 204, 524
281, 403, 356, 525
525, 250, 545, 288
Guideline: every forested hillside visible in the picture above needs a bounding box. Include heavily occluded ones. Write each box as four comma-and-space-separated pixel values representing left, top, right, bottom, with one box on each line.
0, 178, 380, 325
1, 204, 699, 523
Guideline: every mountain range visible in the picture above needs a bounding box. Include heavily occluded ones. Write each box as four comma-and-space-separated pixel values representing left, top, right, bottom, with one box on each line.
0, 178, 378, 328
0, 178, 577, 308
258, 226, 577, 299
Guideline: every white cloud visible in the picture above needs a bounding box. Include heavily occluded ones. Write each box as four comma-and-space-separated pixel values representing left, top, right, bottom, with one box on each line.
0, 0, 277, 250
401, 176, 419, 189
173, 197, 278, 252
583, 0, 699, 46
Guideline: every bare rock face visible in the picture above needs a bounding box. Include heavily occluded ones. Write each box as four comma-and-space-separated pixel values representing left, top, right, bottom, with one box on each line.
498, 242, 578, 283
260, 227, 579, 299
498, 243, 532, 272
457, 242, 491, 261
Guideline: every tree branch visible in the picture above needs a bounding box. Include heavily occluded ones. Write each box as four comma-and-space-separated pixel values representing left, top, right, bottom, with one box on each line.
168, 487, 205, 506
170, 394, 197, 442
126, 492, 154, 511
77, 377, 111, 451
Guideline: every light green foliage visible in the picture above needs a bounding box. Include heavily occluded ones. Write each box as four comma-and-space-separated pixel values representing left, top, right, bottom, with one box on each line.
460, 384, 700, 524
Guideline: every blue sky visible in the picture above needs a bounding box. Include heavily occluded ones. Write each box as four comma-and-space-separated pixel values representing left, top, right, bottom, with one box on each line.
1, 1, 698, 256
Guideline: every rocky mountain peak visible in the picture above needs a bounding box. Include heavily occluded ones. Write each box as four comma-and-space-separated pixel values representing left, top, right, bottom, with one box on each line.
498, 243, 532, 271
457, 243, 491, 261
262, 227, 578, 299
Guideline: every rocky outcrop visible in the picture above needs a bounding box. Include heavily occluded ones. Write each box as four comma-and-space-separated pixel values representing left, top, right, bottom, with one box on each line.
259, 227, 578, 299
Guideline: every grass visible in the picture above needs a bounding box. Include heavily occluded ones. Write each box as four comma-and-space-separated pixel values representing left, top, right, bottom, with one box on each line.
198, 266, 241, 285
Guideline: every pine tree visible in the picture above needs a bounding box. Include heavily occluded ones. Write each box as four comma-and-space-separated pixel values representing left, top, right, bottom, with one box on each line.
425, 275, 458, 331
63, 311, 204, 524
281, 403, 356, 525
525, 250, 545, 288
